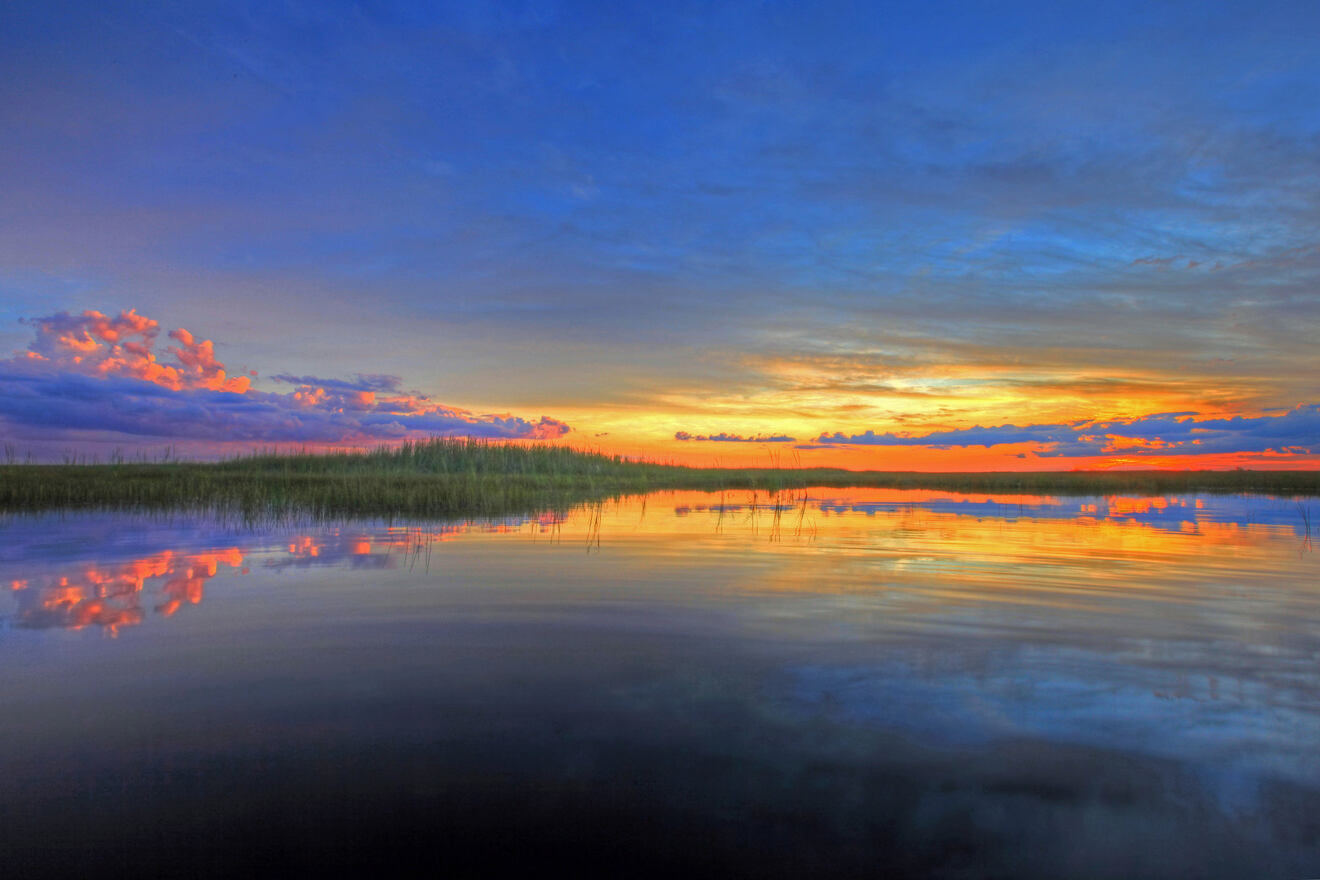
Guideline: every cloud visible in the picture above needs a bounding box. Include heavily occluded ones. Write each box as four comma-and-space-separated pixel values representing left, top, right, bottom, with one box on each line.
0, 309, 571, 448
4, 2, 1320, 427
815, 406, 1320, 458
675, 431, 797, 443
270, 373, 404, 393
23, 309, 250, 393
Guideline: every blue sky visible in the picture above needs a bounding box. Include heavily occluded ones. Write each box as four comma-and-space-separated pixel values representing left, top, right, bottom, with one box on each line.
1, 1, 1317, 464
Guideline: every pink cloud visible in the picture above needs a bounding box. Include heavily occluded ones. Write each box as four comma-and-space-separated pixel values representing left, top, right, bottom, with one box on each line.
23, 308, 249, 393
0, 308, 572, 453
167, 328, 250, 393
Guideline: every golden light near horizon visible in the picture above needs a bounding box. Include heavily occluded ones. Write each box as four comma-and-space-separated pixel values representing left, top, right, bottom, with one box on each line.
0, 1, 1316, 471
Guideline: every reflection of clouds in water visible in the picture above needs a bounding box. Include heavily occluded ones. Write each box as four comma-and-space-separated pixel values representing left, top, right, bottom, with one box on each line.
780, 648, 1320, 828
264, 533, 394, 571
262, 522, 533, 571
795, 490, 1310, 535
667, 490, 1313, 557
0, 513, 557, 633
783, 649, 1320, 795
0, 492, 1309, 640
0, 489, 1315, 874
7, 549, 244, 635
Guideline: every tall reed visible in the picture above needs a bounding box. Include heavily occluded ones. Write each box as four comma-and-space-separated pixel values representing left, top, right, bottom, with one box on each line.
1, 438, 1316, 518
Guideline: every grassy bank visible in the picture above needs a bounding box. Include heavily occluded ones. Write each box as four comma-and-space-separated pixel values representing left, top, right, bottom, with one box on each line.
1, 439, 1318, 518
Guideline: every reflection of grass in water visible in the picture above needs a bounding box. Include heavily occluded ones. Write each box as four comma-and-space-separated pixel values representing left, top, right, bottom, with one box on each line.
1, 438, 1318, 518
1300, 502, 1315, 554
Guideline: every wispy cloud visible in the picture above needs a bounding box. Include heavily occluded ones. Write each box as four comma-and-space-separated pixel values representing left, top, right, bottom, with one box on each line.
0, 309, 571, 450
816, 406, 1320, 458
2, 3, 1318, 450
675, 431, 797, 443
269, 373, 404, 393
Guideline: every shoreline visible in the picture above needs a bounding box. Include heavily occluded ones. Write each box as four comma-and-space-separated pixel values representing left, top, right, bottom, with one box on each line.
2, 440, 1317, 517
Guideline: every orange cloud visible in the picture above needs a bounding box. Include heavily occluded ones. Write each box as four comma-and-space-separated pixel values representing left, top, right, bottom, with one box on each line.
9, 549, 244, 634
24, 309, 250, 393
3, 308, 573, 450
168, 329, 250, 393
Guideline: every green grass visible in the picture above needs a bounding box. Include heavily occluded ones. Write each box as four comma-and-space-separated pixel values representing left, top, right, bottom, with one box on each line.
1, 438, 1317, 519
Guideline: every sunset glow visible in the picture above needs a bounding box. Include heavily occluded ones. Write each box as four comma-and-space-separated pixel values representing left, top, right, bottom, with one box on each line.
8, 487, 1308, 634
3, 6, 1318, 876
1, 2, 1316, 469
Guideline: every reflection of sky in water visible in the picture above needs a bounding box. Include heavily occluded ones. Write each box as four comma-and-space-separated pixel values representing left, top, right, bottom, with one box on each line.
679, 489, 1315, 535
785, 650, 1317, 809
0, 489, 1316, 875
0, 512, 561, 633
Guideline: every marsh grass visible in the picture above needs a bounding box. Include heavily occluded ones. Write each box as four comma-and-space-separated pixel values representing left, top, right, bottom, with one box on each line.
1, 438, 1317, 519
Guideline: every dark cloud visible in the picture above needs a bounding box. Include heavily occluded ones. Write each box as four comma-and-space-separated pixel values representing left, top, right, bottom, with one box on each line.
0, 364, 569, 444
0, 309, 571, 448
270, 373, 403, 393
816, 406, 1320, 457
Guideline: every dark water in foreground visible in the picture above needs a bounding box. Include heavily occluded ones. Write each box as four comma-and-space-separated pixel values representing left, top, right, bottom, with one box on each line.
1, 489, 1317, 878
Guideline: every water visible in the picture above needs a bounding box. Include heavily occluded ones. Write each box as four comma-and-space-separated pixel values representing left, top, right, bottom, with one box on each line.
1, 489, 1316, 878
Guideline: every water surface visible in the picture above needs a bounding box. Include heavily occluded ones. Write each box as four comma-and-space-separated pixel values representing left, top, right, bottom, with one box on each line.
1, 489, 1316, 878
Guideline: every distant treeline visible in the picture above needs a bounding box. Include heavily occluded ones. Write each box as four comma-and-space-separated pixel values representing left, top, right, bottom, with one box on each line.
1, 438, 1317, 519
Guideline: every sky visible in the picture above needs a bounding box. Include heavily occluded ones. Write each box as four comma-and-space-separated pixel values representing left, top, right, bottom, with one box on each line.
1, 0, 1317, 468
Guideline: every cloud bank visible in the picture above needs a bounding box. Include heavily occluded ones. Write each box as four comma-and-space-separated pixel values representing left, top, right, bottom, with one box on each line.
0, 309, 571, 449
815, 407, 1320, 458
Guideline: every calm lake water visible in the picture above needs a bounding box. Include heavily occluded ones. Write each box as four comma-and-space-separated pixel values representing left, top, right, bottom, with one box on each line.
2, 489, 1317, 878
